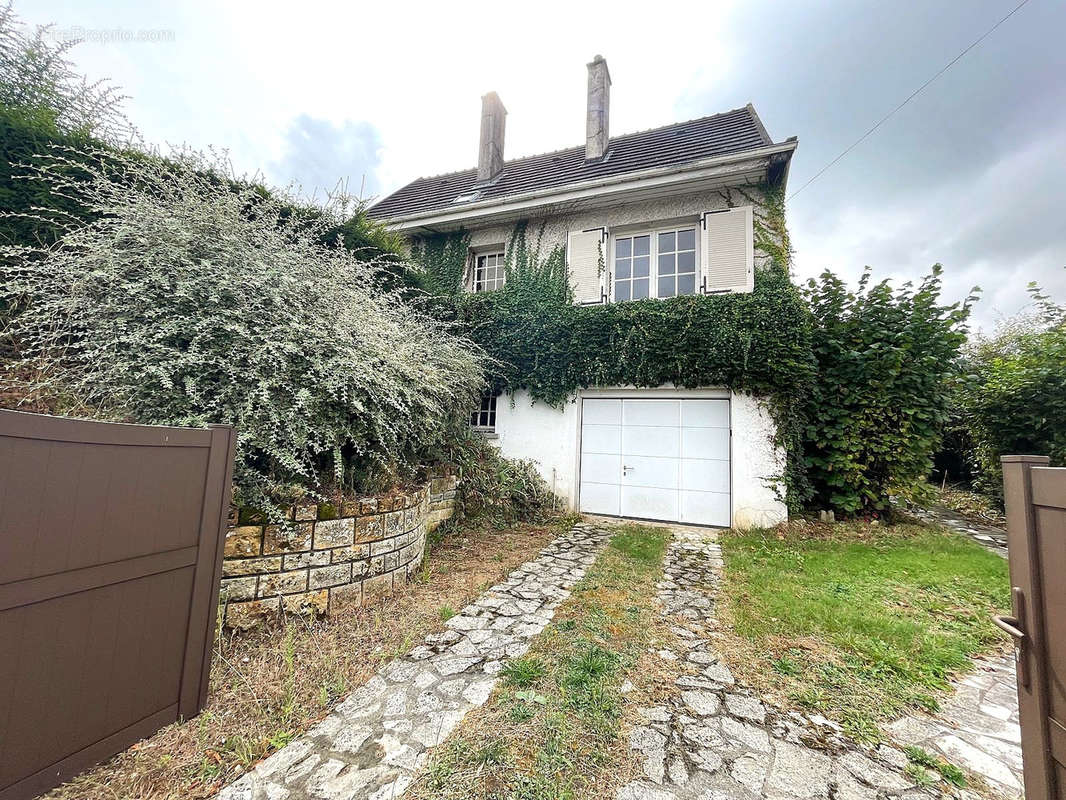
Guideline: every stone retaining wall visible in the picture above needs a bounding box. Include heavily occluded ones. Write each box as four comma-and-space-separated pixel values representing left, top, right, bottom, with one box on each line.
221, 473, 459, 629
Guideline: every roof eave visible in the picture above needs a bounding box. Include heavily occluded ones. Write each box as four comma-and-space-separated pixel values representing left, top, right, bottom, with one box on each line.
378, 140, 798, 232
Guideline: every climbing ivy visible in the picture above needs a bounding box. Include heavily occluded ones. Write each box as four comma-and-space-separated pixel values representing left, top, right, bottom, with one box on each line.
414, 212, 815, 511
411, 190, 969, 517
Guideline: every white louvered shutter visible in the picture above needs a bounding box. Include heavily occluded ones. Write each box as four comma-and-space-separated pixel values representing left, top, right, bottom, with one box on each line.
700, 206, 754, 294
567, 227, 608, 304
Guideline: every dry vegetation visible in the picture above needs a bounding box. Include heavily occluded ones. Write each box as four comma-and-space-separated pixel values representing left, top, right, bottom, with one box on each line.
46, 517, 570, 800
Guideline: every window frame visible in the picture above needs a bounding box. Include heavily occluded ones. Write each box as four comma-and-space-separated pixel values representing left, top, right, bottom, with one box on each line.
472, 250, 507, 293
470, 391, 498, 432
609, 223, 700, 302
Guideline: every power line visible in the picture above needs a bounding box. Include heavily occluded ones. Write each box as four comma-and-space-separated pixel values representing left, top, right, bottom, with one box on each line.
788, 0, 1032, 201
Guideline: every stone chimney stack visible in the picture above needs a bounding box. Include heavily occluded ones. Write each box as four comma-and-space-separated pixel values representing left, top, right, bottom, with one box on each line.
586, 55, 611, 161
477, 91, 507, 183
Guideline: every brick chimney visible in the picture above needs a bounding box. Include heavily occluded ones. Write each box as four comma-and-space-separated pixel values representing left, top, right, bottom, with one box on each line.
477, 91, 507, 183
586, 55, 611, 161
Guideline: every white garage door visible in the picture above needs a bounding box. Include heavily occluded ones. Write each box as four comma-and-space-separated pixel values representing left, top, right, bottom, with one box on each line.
579, 398, 730, 527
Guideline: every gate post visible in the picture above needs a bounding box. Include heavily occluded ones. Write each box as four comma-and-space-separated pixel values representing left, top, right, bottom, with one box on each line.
1002, 454, 1053, 800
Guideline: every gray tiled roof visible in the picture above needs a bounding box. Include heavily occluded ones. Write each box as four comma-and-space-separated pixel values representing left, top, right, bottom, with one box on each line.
367, 104, 776, 221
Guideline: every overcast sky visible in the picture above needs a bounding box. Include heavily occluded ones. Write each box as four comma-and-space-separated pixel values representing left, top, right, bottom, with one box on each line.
21, 0, 1066, 331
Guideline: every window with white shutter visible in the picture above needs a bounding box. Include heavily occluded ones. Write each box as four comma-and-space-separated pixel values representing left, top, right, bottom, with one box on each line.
567, 227, 608, 304
700, 206, 754, 294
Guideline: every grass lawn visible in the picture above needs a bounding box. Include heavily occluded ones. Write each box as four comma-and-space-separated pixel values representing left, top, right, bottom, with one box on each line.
46, 515, 571, 800
407, 523, 674, 800
719, 520, 1010, 741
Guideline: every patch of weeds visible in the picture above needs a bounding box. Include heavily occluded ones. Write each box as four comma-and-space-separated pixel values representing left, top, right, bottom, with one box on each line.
771, 654, 801, 676
905, 746, 967, 788
438, 604, 456, 622
503, 656, 547, 687
904, 762, 936, 787
509, 700, 536, 722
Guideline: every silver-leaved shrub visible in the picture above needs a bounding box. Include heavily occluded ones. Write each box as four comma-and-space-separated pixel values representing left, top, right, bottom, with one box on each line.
1, 146, 486, 514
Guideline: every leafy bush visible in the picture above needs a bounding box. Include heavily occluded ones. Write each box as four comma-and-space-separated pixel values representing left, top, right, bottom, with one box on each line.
950, 287, 1066, 498
0, 146, 485, 514
801, 266, 973, 514
436, 426, 558, 524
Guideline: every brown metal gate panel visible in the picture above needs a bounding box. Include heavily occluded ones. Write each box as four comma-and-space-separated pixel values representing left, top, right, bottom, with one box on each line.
0, 410, 235, 800
1001, 455, 1066, 800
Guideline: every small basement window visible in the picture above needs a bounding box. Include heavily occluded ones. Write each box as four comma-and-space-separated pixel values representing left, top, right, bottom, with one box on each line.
473, 252, 506, 292
470, 392, 498, 432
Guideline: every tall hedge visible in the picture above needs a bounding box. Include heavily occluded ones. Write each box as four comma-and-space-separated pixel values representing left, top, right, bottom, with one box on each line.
802, 266, 973, 513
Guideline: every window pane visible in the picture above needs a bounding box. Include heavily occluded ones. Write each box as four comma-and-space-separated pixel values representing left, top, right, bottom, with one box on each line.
677, 251, 695, 272
633, 235, 650, 256
616, 282, 631, 301
615, 258, 631, 279
678, 273, 696, 295
632, 278, 649, 300
633, 256, 650, 278
658, 276, 675, 298
615, 238, 632, 258
658, 253, 675, 275
678, 229, 696, 250
658, 231, 675, 253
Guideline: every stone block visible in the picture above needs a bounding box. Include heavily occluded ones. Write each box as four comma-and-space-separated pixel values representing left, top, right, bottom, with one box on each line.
383, 551, 399, 571
359, 497, 379, 515
282, 589, 329, 616
310, 563, 351, 589
355, 514, 384, 543
385, 510, 403, 535
404, 508, 416, 531
370, 537, 396, 557
352, 559, 370, 578
340, 500, 362, 517
224, 526, 262, 557
259, 569, 308, 596
263, 522, 313, 554
362, 571, 394, 604
220, 576, 257, 602
331, 544, 370, 562
283, 550, 331, 570
314, 518, 354, 548
225, 597, 280, 630
331, 581, 362, 609
223, 555, 282, 576
368, 555, 386, 576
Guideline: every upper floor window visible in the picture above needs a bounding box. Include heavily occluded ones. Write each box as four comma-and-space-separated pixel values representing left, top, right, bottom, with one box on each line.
613, 226, 697, 301
473, 252, 506, 292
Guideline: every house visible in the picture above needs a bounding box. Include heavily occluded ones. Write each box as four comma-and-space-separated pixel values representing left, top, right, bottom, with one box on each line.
367, 56, 798, 529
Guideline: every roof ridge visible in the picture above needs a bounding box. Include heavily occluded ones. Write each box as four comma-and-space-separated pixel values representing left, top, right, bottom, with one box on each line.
405, 105, 762, 183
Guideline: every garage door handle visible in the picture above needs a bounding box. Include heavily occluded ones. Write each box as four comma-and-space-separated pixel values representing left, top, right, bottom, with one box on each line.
622, 465, 634, 473
994, 587, 1029, 688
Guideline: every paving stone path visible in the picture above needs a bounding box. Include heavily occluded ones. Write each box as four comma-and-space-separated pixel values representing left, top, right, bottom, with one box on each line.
909, 505, 1008, 558
215, 521, 612, 800
617, 527, 947, 800
887, 653, 1023, 798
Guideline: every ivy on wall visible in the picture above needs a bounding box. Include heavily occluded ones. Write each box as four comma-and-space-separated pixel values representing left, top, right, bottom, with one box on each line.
414, 195, 816, 511
410, 183, 971, 517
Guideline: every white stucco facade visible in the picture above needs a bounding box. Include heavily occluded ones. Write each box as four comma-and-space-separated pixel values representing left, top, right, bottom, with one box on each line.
490, 387, 787, 529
